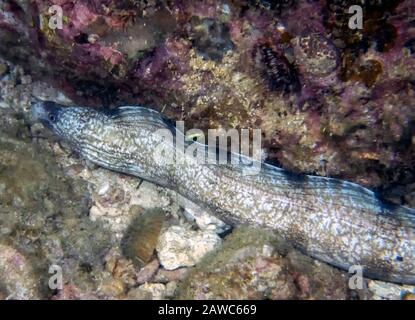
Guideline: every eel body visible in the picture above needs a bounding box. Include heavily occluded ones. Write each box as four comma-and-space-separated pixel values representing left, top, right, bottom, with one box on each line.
31, 101, 415, 284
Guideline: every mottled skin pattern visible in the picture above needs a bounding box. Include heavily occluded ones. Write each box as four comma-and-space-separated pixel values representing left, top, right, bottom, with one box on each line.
32, 101, 415, 284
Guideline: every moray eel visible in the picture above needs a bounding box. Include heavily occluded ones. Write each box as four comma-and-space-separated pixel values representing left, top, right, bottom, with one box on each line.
31, 100, 415, 284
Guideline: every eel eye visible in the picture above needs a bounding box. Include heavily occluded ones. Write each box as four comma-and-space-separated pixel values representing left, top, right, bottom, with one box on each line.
48, 113, 56, 122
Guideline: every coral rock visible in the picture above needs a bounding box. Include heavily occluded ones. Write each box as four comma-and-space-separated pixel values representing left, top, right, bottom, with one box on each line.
292, 33, 338, 76
156, 225, 222, 270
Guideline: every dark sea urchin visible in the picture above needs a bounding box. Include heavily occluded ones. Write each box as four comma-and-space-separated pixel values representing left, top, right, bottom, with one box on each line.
253, 43, 300, 94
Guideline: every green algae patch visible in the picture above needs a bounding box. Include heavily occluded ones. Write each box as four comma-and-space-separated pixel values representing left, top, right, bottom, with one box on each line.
176, 226, 349, 300
186, 225, 288, 271
176, 226, 290, 299
0, 130, 112, 299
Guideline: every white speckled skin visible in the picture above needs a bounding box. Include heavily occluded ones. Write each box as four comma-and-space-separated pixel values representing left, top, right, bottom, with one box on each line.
32, 101, 415, 284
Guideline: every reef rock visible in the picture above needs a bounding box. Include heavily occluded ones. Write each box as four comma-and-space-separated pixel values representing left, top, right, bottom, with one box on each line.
156, 225, 222, 270
0, 244, 40, 299
177, 226, 352, 300
127, 283, 167, 300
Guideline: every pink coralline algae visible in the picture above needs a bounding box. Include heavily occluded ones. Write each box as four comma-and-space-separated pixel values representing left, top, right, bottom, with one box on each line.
133, 37, 191, 92
0, 0, 414, 202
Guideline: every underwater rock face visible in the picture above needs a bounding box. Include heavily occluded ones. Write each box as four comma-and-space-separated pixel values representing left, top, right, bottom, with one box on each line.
177, 227, 351, 300
188, 16, 234, 61
127, 282, 172, 300
156, 225, 222, 270
0, 60, 121, 300
0, 129, 113, 299
86, 170, 169, 240
135, 259, 160, 285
